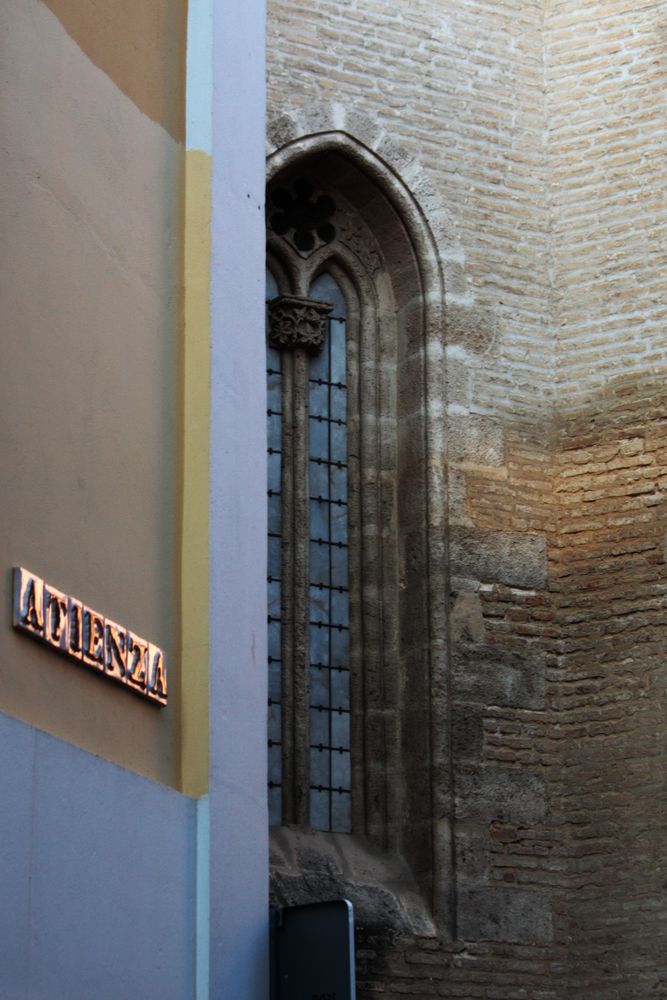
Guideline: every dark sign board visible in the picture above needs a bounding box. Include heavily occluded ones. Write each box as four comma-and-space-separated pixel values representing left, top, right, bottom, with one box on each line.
272, 899, 356, 1000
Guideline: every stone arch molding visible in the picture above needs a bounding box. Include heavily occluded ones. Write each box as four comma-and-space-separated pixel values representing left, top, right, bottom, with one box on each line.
266, 118, 458, 936
266, 105, 468, 294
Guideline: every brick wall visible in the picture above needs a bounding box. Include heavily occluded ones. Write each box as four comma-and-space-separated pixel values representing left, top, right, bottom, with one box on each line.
553, 381, 667, 997
267, 0, 667, 995
546, 0, 667, 404
547, 4, 667, 995
268, 0, 553, 425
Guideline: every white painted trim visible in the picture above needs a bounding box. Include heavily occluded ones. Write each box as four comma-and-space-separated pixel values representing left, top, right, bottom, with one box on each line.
186, 0, 213, 154
195, 795, 210, 1000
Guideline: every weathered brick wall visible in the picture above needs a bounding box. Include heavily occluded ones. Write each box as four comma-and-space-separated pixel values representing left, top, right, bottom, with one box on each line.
553, 381, 667, 998
267, 0, 667, 995
546, 0, 667, 404
546, 4, 667, 995
268, 0, 553, 420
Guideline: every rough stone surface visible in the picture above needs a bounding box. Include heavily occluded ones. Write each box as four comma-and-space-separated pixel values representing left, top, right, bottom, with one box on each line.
449, 526, 548, 589
455, 765, 547, 826
457, 887, 553, 944
446, 305, 498, 356
452, 641, 547, 710
267, 0, 667, 995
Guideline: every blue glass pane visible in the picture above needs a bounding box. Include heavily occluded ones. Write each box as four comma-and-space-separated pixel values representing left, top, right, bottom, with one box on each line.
331, 386, 346, 423
267, 451, 281, 493
267, 343, 281, 369
309, 585, 328, 624
268, 657, 281, 701
331, 791, 351, 833
309, 273, 348, 319
332, 751, 351, 790
330, 320, 347, 383
331, 590, 349, 629
331, 668, 350, 711
309, 419, 329, 460
268, 493, 282, 535
309, 460, 329, 499
310, 540, 330, 586
330, 628, 349, 667
331, 504, 347, 544
267, 385, 281, 418
310, 748, 330, 786
310, 499, 329, 541
309, 345, 329, 381
309, 624, 329, 665
330, 465, 347, 503
310, 623, 331, 663
268, 579, 281, 620
310, 707, 329, 745
331, 711, 350, 749
267, 358, 281, 406
301, 272, 353, 834
268, 620, 281, 661
310, 665, 330, 707
268, 700, 281, 741
268, 412, 281, 451
269, 786, 282, 827
268, 535, 281, 581
267, 267, 283, 824
331, 546, 348, 589
268, 743, 282, 784
310, 788, 329, 830
309, 382, 329, 418
331, 423, 346, 461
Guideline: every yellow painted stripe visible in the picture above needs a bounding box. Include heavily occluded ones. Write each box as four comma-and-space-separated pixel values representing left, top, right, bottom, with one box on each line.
180, 149, 212, 796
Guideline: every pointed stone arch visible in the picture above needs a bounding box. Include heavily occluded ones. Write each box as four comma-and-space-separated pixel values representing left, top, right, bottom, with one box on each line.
266, 127, 456, 934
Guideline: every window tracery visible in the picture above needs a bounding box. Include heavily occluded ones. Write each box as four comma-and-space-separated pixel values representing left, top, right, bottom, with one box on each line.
265, 145, 451, 929
266, 258, 352, 833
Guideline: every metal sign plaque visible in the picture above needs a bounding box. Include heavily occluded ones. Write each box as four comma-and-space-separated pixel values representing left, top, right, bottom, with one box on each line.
273, 899, 356, 1000
12, 567, 167, 706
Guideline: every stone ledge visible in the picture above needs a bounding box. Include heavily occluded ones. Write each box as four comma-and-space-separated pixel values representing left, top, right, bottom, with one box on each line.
270, 826, 436, 937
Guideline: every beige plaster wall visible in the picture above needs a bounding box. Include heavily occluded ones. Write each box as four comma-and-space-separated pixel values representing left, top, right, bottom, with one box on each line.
42, 0, 187, 142
0, 0, 183, 786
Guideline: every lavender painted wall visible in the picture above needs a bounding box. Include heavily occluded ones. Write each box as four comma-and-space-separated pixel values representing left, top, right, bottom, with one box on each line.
0, 712, 196, 1000
209, 0, 268, 997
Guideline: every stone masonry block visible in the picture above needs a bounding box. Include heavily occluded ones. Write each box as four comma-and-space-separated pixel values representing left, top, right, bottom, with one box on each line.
452, 642, 546, 710
449, 526, 547, 589
446, 304, 497, 355
455, 826, 490, 882
451, 703, 484, 759
448, 412, 505, 467
458, 887, 553, 944
445, 358, 471, 410
449, 591, 486, 643
455, 764, 546, 826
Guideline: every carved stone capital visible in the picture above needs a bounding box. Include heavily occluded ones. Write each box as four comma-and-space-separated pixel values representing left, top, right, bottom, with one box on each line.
268, 295, 333, 353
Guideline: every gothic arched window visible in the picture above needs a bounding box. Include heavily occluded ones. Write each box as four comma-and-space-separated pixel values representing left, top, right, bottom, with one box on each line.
267, 261, 352, 833
265, 138, 450, 928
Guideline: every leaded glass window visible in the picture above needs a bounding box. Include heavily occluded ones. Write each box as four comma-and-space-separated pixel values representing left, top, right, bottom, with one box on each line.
266, 267, 351, 833
266, 142, 448, 931
307, 274, 350, 832
267, 268, 283, 826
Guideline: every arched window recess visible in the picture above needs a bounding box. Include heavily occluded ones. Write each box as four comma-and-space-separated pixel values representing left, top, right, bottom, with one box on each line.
265, 137, 453, 933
